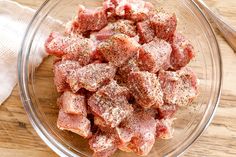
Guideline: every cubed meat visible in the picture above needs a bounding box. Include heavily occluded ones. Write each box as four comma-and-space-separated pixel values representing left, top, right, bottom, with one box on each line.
45, 32, 94, 65
156, 118, 174, 139
128, 71, 164, 108
115, 110, 156, 156
59, 91, 87, 116
137, 20, 155, 44
97, 34, 140, 67
99, 80, 130, 99
57, 109, 91, 138
89, 131, 118, 157
158, 67, 198, 106
53, 60, 81, 92
92, 19, 137, 41
67, 63, 116, 92
150, 12, 177, 41
118, 54, 139, 81
115, 0, 154, 22
137, 38, 172, 73
170, 33, 195, 70
76, 5, 108, 32
144, 108, 159, 119
88, 89, 133, 128
158, 104, 177, 119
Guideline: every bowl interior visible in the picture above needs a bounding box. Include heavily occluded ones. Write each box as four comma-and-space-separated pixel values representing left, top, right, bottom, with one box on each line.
19, 0, 222, 156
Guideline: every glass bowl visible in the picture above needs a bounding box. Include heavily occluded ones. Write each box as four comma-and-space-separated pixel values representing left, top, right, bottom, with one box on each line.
18, 0, 222, 156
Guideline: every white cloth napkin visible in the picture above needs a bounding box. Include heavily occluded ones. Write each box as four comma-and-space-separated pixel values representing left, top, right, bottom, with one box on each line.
0, 0, 62, 105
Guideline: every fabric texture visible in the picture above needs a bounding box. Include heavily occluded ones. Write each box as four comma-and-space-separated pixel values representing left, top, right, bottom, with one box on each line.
0, 0, 62, 105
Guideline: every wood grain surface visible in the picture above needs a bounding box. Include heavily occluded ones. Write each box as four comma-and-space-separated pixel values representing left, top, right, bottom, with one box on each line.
1, 0, 236, 157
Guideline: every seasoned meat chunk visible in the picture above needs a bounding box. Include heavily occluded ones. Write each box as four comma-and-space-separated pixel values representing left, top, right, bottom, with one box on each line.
158, 104, 177, 119
45, 32, 94, 65
97, 34, 140, 67
99, 80, 130, 99
118, 55, 139, 81
137, 39, 172, 73
115, 0, 154, 22
76, 5, 108, 32
57, 109, 91, 138
53, 60, 81, 92
156, 118, 174, 139
59, 91, 87, 116
88, 90, 133, 128
67, 63, 116, 92
115, 110, 156, 156
170, 33, 195, 70
150, 12, 177, 41
92, 19, 137, 41
158, 67, 198, 106
137, 20, 155, 44
89, 131, 118, 157
128, 71, 164, 108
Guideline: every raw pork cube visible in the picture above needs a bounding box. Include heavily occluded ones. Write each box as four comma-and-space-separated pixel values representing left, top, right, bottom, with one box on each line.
53, 60, 81, 92
128, 71, 164, 108
158, 104, 177, 119
170, 33, 195, 70
97, 34, 140, 67
59, 91, 87, 116
76, 5, 108, 32
88, 82, 133, 128
137, 20, 155, 44
92, 19, 137, 41
158, 67, 198, 106
88, 90, 133, 128
144, 108, 159, 119
89, 131, 118, 157
115, 110, 156, 156
99, 80, 130, 99
115, 0, 154, 22
156, 118, 174, 139
150, 12, 177, 41
45, 32, 94, 65
67, 63, 116, 92
137, 39, 172, 73
118, 55, 139, 81
57, 109, 91, 138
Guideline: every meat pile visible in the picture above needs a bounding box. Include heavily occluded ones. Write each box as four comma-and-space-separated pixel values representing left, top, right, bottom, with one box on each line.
45, 0, 199, 156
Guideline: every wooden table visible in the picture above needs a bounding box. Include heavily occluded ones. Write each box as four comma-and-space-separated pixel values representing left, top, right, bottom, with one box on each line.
1, 0, 236, 156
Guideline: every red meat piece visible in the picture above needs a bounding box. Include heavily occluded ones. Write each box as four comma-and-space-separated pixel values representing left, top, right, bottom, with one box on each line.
97, 34, 140, 67
137, 20, 155, 44
59, 91, 87, 116
158, 104, 177, 119
53, 60, 81, 92
45, 32, 94, 65
89, 131, 118, 157
118, 55, 139, 81
76, 5, 108, 32
115, 0, 154, 22
92, 19, 137, 41
158, 67, 198, 106
115, 110, 156, 156
137, 38, 172, 73
99, 80, 131, 99
170, 33, 195, 70
88, 85, 133, 128
128, 71, 164, 108
156, 118, 174, 139
150, 11, 177, 41
57, 109, 91, 138
67, 63, 116, 92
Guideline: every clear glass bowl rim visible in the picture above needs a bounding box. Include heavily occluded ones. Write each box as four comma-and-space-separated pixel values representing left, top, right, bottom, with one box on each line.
17, 0, 223, 156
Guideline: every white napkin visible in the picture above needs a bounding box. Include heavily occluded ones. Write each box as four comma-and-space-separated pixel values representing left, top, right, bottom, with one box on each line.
0, 0, 63, 105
